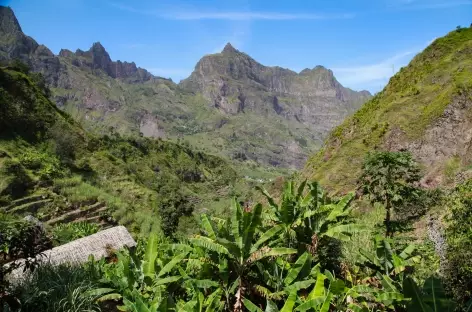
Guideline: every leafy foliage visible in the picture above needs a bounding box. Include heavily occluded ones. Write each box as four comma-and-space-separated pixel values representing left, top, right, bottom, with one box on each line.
1, 177, 465, 311
258, 181, 362, 255
7, 264, 103, 312
51, 221, 100, 246
0, 213, 52, 310
359, 151, 422, 236
403, 277, 456, 312
443, 180, 472, 306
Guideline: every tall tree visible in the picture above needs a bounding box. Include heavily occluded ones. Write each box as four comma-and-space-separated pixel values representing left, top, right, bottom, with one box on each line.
358, 151, 421, 237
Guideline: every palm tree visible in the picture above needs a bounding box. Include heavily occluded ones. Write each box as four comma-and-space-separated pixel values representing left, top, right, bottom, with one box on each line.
189, 199, 297, 312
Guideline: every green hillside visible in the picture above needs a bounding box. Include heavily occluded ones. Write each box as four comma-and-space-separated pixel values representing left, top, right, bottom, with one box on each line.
0, 64, 251, 237
303, 27, 472, 193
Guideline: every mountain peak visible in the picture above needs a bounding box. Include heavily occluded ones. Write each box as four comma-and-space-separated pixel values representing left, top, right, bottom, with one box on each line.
89, 42, 110, 58
222, 42, 238, 54
0, 6, 22, 34
300, 65, 332, 75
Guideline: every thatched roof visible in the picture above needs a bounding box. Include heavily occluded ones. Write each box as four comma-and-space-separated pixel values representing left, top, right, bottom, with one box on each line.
8, 226, 136, 280
41, 225, 136, 265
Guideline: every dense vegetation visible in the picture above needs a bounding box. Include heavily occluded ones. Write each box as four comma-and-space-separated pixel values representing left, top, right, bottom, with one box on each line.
3, 177, 471, 311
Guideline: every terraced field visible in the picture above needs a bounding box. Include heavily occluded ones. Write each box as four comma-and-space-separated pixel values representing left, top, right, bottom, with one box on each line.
0, 190, 116, 230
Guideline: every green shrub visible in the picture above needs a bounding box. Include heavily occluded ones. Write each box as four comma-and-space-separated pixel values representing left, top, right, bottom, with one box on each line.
51, 222, 100, 246
0, 159, 32, 198
444, 180, 472, 305
1, 212, 52, 309
19, 148, 64, 180
157, 184, 194, 237
444, 156, 461, 182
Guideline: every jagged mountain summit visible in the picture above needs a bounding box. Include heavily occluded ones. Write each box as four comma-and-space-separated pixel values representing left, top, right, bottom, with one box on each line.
0, 6, 153, 84
181, 43, 370, 135
0, 6, 371, 170
58, 42, 153, 82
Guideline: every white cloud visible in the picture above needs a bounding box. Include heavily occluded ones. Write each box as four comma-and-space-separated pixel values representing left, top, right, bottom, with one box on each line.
332, 36, 439, 92
108, 2, 354, 21
332, 51, 415, 91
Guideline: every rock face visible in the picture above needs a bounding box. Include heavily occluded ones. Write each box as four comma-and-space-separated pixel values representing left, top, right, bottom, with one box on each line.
303, 27, 472, 191
181, 44, 370, 125
61, 42, 153, 82
0, 6, 372, 169
385, 92, 472, 187
0, 5, 22, 34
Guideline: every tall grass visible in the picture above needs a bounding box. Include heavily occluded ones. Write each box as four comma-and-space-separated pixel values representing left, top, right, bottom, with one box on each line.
343, 201, 385, 266
9, 264, 102, 312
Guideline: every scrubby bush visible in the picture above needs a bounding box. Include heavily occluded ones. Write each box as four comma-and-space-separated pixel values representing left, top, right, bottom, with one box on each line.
1, 213, 52, 310
19, 148, 64, 180
51, 222, 100, 246
157, 184, 194, 236
443, 180, 472, 306
0, 159, 32, 198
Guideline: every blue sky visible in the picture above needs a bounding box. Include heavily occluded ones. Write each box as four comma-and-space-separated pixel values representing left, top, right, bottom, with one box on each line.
2, 0, 471, 93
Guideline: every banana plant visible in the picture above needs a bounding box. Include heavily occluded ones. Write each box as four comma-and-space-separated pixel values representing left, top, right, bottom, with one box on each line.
189, 199, 297, 312
358, 236, 421, 281
175, 288, 224, 312
90, 234, 189, 311
243, 268, 375, 312
258, 180, 364, 254
257, 181, 325, 247
253, 252, 317, 301
403, 277, 456, 312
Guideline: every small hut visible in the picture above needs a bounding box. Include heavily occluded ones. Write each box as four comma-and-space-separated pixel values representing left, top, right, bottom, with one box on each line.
8, 226, 136, 280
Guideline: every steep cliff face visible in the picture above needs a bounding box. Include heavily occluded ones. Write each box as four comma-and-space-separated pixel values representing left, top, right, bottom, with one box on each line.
0, 6, 372, 170
0, 6, 62, 85
303, 27, 472, 192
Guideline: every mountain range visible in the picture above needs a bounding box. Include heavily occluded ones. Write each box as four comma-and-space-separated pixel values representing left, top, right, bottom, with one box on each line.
0, 6, 371, 171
